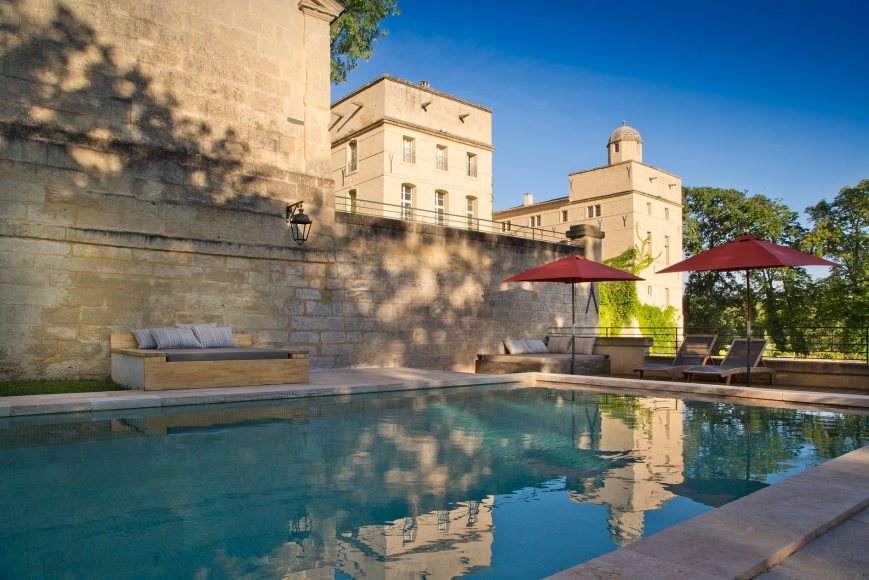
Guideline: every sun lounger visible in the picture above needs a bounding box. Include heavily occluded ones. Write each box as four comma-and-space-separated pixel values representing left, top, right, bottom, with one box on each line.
683, 338, 776, 385
633, 334, 718, 380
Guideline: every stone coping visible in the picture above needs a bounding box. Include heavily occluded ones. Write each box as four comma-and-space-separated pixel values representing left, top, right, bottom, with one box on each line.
3, 369, 869, 418
547, 445, 869, 579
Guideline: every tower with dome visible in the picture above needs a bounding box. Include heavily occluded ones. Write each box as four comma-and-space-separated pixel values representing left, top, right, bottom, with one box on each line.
493, 123, 684, 325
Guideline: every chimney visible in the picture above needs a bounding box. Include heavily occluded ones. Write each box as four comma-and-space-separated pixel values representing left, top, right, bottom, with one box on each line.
523, 192, 534, 206
419, 80, 430, 88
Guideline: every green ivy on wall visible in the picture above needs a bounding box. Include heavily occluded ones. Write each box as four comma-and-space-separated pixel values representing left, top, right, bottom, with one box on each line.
598, 234, 677, 352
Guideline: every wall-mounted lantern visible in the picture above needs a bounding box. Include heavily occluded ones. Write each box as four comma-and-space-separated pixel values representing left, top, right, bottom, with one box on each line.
286, 202, 312, 245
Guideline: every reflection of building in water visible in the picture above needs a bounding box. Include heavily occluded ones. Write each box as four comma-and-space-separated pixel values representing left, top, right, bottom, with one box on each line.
569, 397, 685, 545
338, 497, 494, 579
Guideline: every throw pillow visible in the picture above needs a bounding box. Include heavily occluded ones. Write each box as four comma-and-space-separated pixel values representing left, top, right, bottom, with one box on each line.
547, 336, 573, 354
131, 328, 158, 349
575, 337, 596, 355
504, 338, 530, 354
193, 326, 238, 348
151, 327, 202, 349
176, 323, 217, 329
525, 339, 549, 353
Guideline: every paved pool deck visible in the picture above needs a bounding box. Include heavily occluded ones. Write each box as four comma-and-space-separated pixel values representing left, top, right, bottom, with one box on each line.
2, 367, 867, 578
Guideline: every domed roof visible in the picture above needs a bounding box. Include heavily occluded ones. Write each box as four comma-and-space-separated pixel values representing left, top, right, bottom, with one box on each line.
608, 122, 643, 145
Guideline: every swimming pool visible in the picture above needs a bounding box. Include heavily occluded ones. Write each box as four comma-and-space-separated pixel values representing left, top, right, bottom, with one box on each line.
0, 385, 866, 579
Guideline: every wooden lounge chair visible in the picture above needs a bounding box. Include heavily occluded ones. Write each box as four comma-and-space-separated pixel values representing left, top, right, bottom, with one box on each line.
683, 338, 776, 385
633, 334, 718, 380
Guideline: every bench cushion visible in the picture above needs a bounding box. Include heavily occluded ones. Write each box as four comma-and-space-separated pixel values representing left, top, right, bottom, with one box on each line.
162, 348, 290, 362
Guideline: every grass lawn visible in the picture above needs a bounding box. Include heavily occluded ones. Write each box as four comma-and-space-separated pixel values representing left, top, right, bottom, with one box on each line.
0, 379, 125, 397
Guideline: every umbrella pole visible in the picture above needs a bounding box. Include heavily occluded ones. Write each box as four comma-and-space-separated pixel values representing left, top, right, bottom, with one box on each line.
571, 282, 576, 375
746, 269, 752, 388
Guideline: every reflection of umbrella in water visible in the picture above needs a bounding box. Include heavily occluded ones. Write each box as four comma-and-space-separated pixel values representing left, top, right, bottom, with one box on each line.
665, 478, 769, 508
503, 255, 643, 374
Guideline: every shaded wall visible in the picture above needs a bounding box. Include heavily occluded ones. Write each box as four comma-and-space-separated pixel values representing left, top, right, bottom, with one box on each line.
0, 0, 598, 380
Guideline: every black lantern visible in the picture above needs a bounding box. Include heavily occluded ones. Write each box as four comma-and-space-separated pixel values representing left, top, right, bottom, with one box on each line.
286, 202, 312, 244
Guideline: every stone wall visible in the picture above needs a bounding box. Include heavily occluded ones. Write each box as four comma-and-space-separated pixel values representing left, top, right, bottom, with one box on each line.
0, 0, 599, 381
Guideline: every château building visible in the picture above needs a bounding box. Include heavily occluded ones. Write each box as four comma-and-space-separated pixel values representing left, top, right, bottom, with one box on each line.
493, 124, 684, 323
330, 75, 494, 231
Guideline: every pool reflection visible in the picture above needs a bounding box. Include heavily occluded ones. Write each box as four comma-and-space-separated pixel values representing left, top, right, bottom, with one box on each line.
0, 386, 865, 579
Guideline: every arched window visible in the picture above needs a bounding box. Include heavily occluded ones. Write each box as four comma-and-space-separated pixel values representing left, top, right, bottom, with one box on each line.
401, 183, 415, 221
435, 190, 447, 226
465, 195, 477, 230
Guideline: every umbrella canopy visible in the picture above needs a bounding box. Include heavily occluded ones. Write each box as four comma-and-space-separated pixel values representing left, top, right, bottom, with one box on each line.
657, 235, 836, 274
502, 255, 643, 374
502, 255, 644, 284
657, 235, 837, 386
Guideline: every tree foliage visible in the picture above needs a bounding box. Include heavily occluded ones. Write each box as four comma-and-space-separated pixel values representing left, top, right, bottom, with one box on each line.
330, 0, 399, 83
682, 182, 868, 358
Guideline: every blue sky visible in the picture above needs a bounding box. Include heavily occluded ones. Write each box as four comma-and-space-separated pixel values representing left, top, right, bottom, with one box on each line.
332, 0, 869, 221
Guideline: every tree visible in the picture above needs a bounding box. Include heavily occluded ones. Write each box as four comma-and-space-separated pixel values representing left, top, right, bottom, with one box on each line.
682, 187, 811, 351
804, 180, 869, 328
330, 0, 399, 83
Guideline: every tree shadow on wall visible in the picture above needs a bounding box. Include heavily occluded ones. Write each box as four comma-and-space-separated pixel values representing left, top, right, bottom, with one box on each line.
0, 0, 292, 214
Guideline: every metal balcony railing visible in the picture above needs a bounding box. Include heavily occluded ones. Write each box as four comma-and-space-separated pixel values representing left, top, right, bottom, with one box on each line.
347, 158, 358, 172
403, 150, 415, 163
336, 196, 566, 242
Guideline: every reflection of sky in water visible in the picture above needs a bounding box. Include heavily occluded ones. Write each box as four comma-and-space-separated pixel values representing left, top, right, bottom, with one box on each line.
0, 386, 865, 579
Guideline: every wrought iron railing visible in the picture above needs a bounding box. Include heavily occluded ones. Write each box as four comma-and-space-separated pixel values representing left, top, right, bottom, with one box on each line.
336, 196, 567, 242
548, 325, 869, 362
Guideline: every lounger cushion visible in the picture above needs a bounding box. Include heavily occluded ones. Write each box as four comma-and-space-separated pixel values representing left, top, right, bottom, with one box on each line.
192, 325, 237, 348
162, 348, 290, 362
483, 353, 607, 363
152, 327, 202, 349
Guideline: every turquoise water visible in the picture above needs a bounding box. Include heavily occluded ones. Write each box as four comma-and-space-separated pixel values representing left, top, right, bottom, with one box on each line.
0, 386, 866, 579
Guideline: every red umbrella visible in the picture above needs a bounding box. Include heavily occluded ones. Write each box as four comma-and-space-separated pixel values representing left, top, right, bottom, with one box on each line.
658, 235, 837, 386
503, 255, 643, 374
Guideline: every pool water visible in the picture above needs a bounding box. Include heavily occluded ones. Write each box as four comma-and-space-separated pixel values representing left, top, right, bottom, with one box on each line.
0, 386, 866, 579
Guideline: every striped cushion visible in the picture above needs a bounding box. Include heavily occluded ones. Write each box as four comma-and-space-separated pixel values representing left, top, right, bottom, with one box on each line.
151, 327, 202, 349
176, 323, 217, 329
547, 336, 573, 353
575, 337, 596, 355
504, 338, 530, 354
192, 326, 237, 348
525, 339, 549, 354
132, 328, 158, 349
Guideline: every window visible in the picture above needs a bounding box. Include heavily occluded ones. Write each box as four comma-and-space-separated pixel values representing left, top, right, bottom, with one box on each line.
348, 189, 357, 214
466, 152, 477, 177
402, 137, 415, 163
561, 209, 569, 223
646, 231, 652, 256
647, 285, 653, 296
501, 221, 512, 232
665, 287, 670, 306
436, 145, 448, 171
664, 235, 670, 264
647, 202, 652, 216
614, 142, 620, 153
348, 141, 358, 172
435, 190, 447, 226
529, 215, 541, 227
664, 207, 670, 221
586, 204, 601, 218
466, 196, 477, 230
401, 184, 414, 221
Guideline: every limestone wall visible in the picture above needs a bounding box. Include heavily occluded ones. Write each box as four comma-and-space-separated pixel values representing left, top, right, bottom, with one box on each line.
0, 0, 598, 381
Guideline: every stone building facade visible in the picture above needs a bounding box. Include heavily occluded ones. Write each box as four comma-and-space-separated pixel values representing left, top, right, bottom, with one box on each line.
330, 75, 494, 231
493, 124, 684, 324
0, 0, 597, 380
